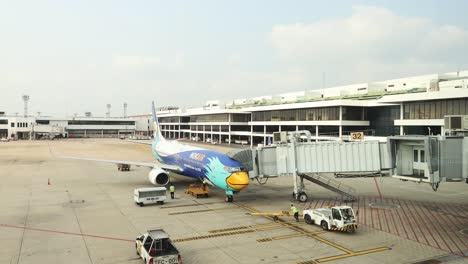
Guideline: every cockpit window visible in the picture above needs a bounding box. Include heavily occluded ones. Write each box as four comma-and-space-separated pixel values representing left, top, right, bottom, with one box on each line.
224, 167, 242, 173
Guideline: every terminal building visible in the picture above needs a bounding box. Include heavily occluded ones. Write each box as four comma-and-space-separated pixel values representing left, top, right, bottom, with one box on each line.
149, 70, 468, 146
2, 70, 468, 143
0, 113, 136, 140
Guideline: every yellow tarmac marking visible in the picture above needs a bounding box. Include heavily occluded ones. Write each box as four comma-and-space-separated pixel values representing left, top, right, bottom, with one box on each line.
258, 230, 327, 242
208, 222, 308, 234
314, 247, 390, 263
173, 229, 256, 243
297, 261, 318, 264
168, 207, 232, 215
160, 201, 224, 209
255, 223, 308, 231
272, 230, 327, 240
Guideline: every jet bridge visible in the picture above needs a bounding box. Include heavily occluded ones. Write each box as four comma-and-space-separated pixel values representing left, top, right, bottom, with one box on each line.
228, 131, 467, 203
229, 131, 390, 202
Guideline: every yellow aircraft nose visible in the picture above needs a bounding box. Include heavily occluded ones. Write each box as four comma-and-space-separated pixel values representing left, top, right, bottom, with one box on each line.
226, 172, 249, 190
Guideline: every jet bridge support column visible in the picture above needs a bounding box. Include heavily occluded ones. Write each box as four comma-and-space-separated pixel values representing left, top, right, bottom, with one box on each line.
289, 139, 308, 202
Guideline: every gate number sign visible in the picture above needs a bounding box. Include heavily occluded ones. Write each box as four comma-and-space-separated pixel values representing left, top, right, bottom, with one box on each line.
350, 132, 364, 140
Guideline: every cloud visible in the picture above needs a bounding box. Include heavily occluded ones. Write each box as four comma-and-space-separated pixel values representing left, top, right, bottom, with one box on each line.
173, 51, 185, 70
112, 55, 161, 67
270, 6, 468, 84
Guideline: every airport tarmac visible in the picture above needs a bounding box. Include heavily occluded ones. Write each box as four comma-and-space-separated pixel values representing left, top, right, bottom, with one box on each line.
0, 139, 467, 264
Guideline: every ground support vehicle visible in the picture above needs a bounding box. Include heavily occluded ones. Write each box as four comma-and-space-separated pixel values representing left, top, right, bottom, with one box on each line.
117, 163, 131, 171
134, 187, 167, 206
303, 206, 357, 233
136, 229, 181, 264
185, 183, 209, 198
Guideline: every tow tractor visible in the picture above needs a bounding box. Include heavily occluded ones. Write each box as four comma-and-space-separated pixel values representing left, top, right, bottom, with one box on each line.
135, 229, 182, 264
303, 205, 357, 233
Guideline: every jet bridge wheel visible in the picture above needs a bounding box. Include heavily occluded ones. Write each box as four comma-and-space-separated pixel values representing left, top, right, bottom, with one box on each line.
297, 192, 308, 203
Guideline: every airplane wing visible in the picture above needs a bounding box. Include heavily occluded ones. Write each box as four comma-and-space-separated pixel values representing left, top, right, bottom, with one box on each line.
127, 138, 188, 145
58, 156, 183, 172
128, 140, 152, 145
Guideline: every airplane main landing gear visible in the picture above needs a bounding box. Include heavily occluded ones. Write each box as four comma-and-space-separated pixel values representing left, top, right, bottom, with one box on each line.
225, 195, 233, 202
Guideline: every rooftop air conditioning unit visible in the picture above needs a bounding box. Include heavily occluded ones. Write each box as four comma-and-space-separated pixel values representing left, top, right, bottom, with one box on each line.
444, 115, 468, 130
273, 132, 288, 143
428, 79, 440, 92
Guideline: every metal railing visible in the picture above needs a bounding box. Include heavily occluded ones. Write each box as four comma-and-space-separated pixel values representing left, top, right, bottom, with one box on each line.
301, 173, 356, 200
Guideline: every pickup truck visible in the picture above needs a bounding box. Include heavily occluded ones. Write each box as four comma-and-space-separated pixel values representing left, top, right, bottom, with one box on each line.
136, 229, 182, 264
302, 205, 357, 233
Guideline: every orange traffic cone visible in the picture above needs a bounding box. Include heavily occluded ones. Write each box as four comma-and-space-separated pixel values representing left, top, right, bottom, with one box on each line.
48, 178, 51, 185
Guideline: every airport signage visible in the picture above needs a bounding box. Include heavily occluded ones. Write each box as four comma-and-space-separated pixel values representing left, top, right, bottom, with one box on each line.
350, 132, 364, 141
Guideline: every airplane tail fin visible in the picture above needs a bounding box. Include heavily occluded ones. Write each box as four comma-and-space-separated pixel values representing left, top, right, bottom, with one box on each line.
152, 101, 165, 142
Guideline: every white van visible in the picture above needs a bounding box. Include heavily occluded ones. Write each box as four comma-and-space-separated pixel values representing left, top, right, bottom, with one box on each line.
134, 187, 167, 207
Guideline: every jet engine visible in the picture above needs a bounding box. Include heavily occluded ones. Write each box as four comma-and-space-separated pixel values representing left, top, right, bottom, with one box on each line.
148, 168, 170, 185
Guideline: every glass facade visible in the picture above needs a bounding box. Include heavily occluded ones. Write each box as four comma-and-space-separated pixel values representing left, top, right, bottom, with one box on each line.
159, 117, 179, 123
404, 126, 442, 135
0, 119, 7, 124
252, 107, 340, 121
231, 125, 250, 132
36, 120, 50, 125
342, 107, 367, 120
403, 98, 468, 119
231, 114, 250, 122
68, 120, 135, 125
252, 126, 264, 132
368, 106, 400, 136
190, 114, 229, 122
298, 126, 317, 133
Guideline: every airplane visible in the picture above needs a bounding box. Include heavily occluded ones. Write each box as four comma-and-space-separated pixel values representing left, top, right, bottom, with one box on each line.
60, 102, 250, 202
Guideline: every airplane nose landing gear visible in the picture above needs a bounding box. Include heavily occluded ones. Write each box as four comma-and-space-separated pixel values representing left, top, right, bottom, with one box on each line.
225, 190, 234, 202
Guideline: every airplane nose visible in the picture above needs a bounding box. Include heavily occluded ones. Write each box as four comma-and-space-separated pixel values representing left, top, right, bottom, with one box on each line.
226, 172, 249, 190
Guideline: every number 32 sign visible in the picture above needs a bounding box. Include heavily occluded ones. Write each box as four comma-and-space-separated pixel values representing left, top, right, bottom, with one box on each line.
350, 132, 364, 141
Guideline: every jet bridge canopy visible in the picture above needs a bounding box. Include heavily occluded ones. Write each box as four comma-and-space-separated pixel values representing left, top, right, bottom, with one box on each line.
251, 140, 388, 178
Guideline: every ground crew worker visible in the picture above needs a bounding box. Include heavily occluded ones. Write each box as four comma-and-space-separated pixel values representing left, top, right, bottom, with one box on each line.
169, 184, 175, 199
291, 204, 299, 222
202, 178, 207, 191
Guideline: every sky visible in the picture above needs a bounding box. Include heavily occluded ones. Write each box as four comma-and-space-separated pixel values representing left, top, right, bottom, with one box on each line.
1, 0, 468, 116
